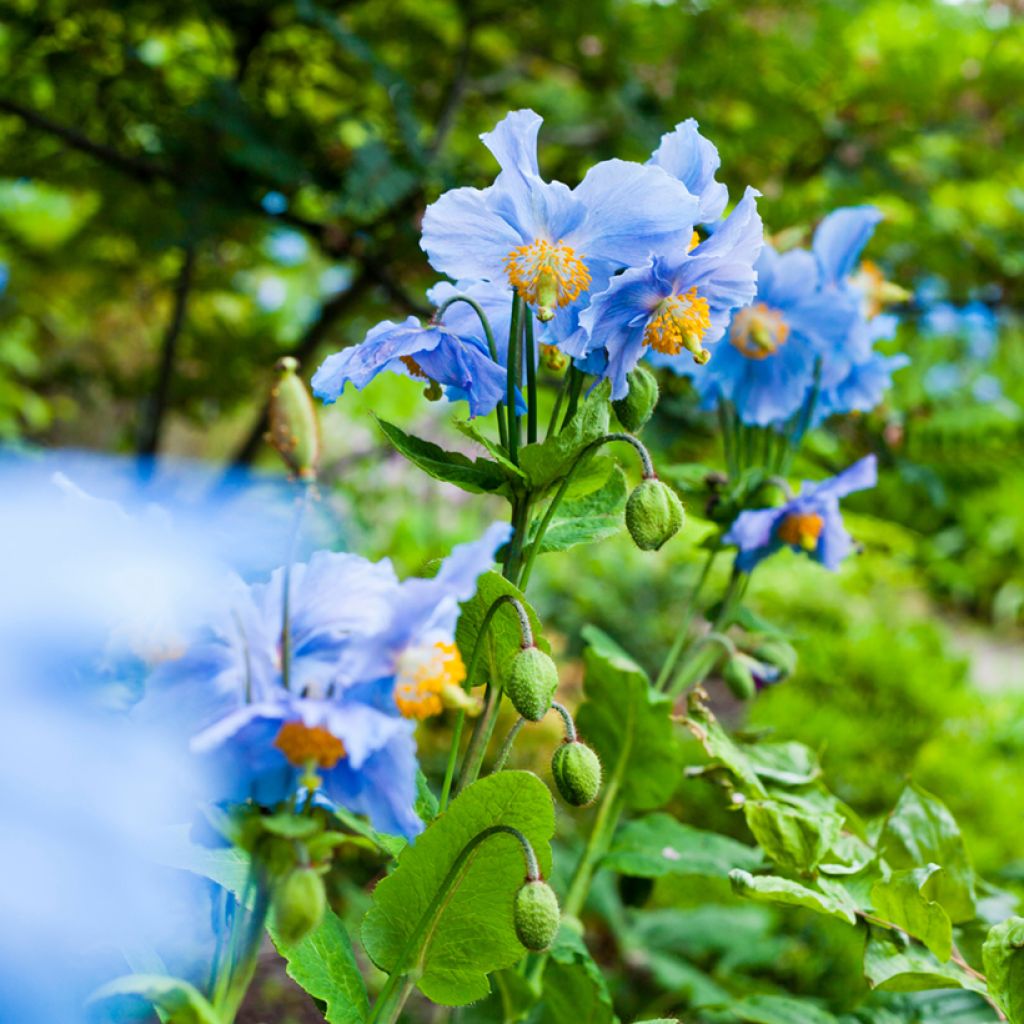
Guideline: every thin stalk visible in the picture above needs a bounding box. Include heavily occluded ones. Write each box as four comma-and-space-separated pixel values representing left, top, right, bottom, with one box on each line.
654, 547, 718, 691
560, 365, 584, 430
545, 371, 570, 440
491, 717, 526, 773
507, 294, 524, 464
718, 401, 736, 477
280, 480, 313, 690
524, 310, 538, 444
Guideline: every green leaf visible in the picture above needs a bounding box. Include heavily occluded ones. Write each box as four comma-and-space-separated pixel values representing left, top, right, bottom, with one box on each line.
982, 916, 1024, 1023
744, 798, 845, 874
270, 909, 369, 1024
575, 626, 684, 811
729, 869, 858, 925
454, 419, 526, 479
526, 922, 615, 1024
260, 812, 321, 839
731, 994, 839, 1024
683, 691, 768, 798
455, 572, 548, 689
519, 383, 611, 492
871, 866, 953, 961
88, 975, 219, 1024
742, 741, 821, 787
376, 417, 514, 496
863, 928, 988, 994
361, 771, 555, 1006
538, 465, 627, 554
879, 783, 976, 923
603, 812, 763, 879
415, 770, 439, 825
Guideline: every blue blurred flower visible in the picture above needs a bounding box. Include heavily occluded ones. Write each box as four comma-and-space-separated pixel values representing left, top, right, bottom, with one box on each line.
580, 188, 763, 399
692, 244, 860, 426
923, 361, 962, 399
421, 109, 699, 323
141, 524, 510, 839
724, 455, 877, 572
647, 118, 729, 226
312, 316, 512, 418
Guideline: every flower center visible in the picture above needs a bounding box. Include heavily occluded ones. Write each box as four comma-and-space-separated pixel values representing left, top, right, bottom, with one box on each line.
504, 240, 591, 322
400, 355, 442, 401
643, 288, 712, 362
394, 641, 467, 720
688, 230, 701, 252
274, 721, 347, 769
730, 303, 789, 360
776, 512, 824, 552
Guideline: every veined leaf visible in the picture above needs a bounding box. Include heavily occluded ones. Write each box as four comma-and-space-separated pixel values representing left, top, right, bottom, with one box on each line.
871, 865, 953, 962
864, 928, 988, 995
744, 798, 844, 874
730, 994, 839, 1024
729, 869, 858, 925
683, 690, 767, 798
538, 465, 626, 555
982, 916, 1024, 1023
361, 771, 555, 1006
454, 419, 526, 479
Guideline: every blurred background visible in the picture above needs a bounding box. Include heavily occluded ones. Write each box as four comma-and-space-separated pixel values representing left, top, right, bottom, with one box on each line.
1, 0, 1022, 1019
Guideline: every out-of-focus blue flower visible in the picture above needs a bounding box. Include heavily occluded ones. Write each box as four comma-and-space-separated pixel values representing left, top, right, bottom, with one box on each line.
923, 299, 999, 362
813, 205, 883, 287
691, 244, 860, 426
0, 261, 8, 294
261, 190, 289, 215
580, 188, 762, 399
312, 316, 513, 418
923, 362, 962, 399
972, 374, 1004, 403
421, 109, 699, 324
266, 229, 309, 267
140, 524, 510, 839
647, 118, 729, 226
724, 455, 877, 572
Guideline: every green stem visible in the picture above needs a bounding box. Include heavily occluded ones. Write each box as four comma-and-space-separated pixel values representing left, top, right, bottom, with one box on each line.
524, 310, 538, 444
654, 547, 717, 691
507, 294, 524, 464
491, 717, 526, 773
718, 400, 736, 478
280, 480, 313, 691
561, 365, 584, 430
545, 371, 570, 440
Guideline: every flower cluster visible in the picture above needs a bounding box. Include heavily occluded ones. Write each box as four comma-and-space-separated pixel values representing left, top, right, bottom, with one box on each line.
141, 523, 510, 838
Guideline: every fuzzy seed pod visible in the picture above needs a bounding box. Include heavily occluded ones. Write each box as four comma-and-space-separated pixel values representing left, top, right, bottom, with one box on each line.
267, 356, 321, 480
625, 478, 684, 551
551, 741, 602, 807
612, 365, 659, 433
273, 867, 326, 945
513, 880, 560, 951
505, 646, 558, 721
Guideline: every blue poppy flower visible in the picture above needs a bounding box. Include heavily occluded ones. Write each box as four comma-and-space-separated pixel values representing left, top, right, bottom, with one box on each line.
723, 455, 877, 572
579, 187, 763, 399
421, 109, 700, 324
647, 118, 729, 226
691, 244, 860, 426
312, 316, 511, 418
140, 525, 510, 839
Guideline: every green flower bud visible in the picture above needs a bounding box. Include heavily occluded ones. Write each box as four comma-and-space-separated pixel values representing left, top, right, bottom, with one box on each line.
551, 740, 602, 807
273, 867, 326, 945
267, 357, 321, 480
722, 655, 756, 701
505, 645, 558, 722
612, 365, 659, 433
513, 879, 560, 951
625, 478, 684, 551
751, 639, 797, 677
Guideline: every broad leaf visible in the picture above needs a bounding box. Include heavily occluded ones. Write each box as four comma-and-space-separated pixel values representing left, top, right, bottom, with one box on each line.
878, 783, 976, 923
744, 798, 844, 874
538, 465, 626, 554
88, 975, 219, 1024
455, 419, 526, 479
863, 928, 989, 994
270, 909, 368, 1024
575, 626, 684, 811
683, 690, 767, 798
730, 994, 839, 1024
742, 742, 821, 787
361, 771, 555, 1006
729, 869, 858, 925
528, 924, 615, 1024
871, 866, 953, 962
377, 417, 514, 496
603, 812, 763, 879
982, 916, 1024, 1023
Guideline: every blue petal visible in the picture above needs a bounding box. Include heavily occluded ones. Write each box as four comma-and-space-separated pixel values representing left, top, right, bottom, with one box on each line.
804, 455, 878, 502
648, 118, 729, 224
723, 507, 784, 571
813, 206, 882, 284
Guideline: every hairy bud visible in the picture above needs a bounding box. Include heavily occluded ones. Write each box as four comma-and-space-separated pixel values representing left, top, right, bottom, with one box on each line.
273, 867, 326, 945
551, 740, 602, 807
612, 365, 659, 433
513, 880, 560, 951
267, 357, 321, 480
625, 478, 684, 551
506, 646, 558, 722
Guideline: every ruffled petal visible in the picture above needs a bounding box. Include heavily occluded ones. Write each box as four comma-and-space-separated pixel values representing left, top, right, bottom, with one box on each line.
803, 454, 878, 502
814, 206, 882, 284
648, 118, 729, 224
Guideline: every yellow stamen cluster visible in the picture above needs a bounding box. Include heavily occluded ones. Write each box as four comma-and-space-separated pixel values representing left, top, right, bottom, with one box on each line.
504, 239, 591, 320
688, 230, 701, 252
643, 288, 712, 360
730, 303, 790, 360
394, 641, 467, 720
777, 512, 825, 552
851, 260, 911, 318
274, 721, 347, 769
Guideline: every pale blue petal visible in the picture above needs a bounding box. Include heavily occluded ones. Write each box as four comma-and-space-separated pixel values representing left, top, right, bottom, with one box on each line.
814, 206, 882, 284
648, 118, 729, 224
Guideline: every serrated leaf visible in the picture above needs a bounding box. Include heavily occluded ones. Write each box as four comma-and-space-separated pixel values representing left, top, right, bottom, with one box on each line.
361, 771, 555, 1006
864, 928, 988, 994
603, 812, 763, 879
575, 626, 684, 811
454, 572, 548, 690
730, 994, 839, 1024
744, 798, 844, 874
270, 910, 368, 1024
376, 417, 514, 495
879, 783, 976, 923
519, 383, 611, 491
88, 975, 219, 1024
871, 866, 953, 962
683, 691, 767, 798
729, 869, 858, 924
982, 916, 1024, 1023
